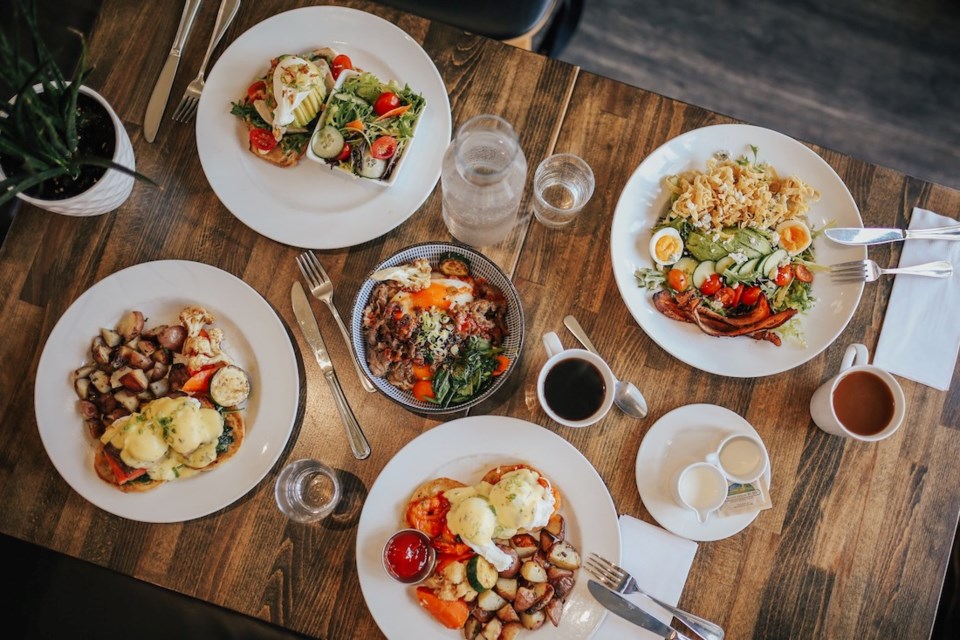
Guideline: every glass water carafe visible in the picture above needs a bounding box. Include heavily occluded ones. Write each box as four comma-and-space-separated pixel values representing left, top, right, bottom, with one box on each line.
441, 114, 527, 246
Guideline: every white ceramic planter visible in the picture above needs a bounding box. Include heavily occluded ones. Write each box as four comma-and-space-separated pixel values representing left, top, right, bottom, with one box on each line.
5, 86, 135, 217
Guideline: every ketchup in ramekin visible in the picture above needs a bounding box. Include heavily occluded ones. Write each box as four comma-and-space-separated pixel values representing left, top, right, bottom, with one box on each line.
382, 528, 436, 583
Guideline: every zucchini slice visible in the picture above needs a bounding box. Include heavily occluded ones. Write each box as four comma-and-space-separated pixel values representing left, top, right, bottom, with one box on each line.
467, 555, 499, 592
208, 365, 251, 407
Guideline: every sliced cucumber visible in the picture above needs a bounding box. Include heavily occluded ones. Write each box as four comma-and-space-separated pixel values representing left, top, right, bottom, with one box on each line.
467, 555, 499, 592
737, 257, 761, 279
762, 249, 788, 279
311, 125, 345, 159
673, 256, 698, 277
715, 256, 737, 276
692, 260, 717, 288
359, 149, 387, 179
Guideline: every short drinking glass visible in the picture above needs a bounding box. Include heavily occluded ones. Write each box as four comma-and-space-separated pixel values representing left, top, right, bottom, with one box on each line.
275, 458, 341, 523
532, 153, 595, 228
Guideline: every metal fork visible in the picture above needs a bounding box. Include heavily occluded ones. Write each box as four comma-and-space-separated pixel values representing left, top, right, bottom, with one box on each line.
830, 259, 953, 283
172, 0, 242, 123
297, 251, 376, 393
586, 553, 725, 640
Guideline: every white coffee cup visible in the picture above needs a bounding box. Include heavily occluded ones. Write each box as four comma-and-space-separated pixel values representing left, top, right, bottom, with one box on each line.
810, 343, 906, 442
537, 332, 616, 427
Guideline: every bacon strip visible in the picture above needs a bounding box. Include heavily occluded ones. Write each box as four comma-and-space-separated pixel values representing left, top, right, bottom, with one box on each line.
652, 290, 797, 346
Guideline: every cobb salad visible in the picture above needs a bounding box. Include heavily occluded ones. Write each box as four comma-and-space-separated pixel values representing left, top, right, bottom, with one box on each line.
636, 146, 828, 346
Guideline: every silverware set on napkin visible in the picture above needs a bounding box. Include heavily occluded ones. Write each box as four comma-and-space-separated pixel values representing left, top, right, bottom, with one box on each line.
144, 0, 241, 141
586, 552, 724, 640
827, 223, 958, 283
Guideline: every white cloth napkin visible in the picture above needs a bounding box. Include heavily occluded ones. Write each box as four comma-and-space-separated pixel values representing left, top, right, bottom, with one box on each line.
873, 208, 960, 391
593, 515, 699, 639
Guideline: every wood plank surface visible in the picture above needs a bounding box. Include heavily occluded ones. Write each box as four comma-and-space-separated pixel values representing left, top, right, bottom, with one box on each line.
1, 1, 959, 639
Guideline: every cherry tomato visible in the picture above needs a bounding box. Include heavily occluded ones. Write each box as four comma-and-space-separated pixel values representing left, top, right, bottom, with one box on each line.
370, 135, 398, 160
740, 285, 762, 307
248, 128, 277, 153
667, 268, 689, 292
331, 53, 352, 79
374, 91, 401, 116
246, 80, 267, 101
412, 379, 435, 402
336, 143, 351, 162
699, 273, 722, 295
714, 287, 737, 307
492, 355, 510, 376
732, 284, 744, 307
774, 264, 795, 287
794, 263, 814, 283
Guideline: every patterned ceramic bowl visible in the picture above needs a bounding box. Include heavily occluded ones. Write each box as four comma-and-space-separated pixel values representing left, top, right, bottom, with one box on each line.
350, 242, 524, 415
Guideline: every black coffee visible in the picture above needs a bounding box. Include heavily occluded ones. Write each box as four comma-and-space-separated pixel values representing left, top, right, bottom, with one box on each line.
544, 358, 606, 421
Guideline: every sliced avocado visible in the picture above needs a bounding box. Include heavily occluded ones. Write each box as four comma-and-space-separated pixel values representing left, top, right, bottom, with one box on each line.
685, 232, 728, 262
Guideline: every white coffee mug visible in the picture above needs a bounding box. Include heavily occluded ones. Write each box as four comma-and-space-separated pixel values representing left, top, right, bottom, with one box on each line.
537, 332, 616, 427
810, 343, 906, 441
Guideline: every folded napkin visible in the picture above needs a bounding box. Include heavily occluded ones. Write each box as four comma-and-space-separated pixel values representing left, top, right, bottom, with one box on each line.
873, 208, 960, 391
594, 515, 698, 639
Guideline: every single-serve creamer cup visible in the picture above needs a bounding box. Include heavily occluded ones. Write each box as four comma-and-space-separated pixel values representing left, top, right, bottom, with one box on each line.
810, 343, 906, 442
536, 332, 616, 427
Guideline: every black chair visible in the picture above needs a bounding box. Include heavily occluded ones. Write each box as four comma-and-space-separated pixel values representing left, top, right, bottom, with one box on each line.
374, 0, 585, 57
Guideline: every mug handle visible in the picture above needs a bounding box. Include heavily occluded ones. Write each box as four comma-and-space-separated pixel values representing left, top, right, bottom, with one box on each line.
543, 332, 564, 358
840, 343, 869, 373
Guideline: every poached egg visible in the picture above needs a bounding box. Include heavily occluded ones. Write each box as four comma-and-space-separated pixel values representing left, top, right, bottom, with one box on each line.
271, 56, 322, 130
443, 468, 556, 571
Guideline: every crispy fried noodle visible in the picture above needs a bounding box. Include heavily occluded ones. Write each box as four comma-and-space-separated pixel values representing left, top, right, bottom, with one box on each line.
665, 153, 820, 233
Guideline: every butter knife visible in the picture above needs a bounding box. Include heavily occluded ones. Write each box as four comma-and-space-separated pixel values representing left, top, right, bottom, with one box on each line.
825, 224, 960, 245
143, 0, 203, 142
588, 581, 693, 640
291, 282, 371, 460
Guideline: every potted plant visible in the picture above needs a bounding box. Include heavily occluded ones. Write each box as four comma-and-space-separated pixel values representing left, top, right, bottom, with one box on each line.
0, 0, 153, 216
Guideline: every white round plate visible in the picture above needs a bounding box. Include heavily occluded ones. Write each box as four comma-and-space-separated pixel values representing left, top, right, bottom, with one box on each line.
610, 124, 866, 377
196, 6, 452, 249
356, 416, 621, 640
635, 404, 771, 542
34, 260, 300, 523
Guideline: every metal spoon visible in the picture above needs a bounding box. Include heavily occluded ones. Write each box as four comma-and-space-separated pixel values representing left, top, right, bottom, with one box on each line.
563, 315, 648, 419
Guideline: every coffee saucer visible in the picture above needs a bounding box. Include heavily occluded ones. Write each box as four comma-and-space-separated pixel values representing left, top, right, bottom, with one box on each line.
635, 403, 772, 542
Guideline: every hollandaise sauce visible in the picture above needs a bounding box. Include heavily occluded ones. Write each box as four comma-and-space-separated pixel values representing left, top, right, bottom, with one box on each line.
443, 469, 555, 571
101, 396, 224, 481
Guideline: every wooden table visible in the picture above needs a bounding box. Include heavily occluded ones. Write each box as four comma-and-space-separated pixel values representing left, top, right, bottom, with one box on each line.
2, 1, 958, 638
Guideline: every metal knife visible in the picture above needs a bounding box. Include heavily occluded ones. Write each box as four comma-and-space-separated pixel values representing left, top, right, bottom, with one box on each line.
825, 224, 960, 245
143, 0, 203, 142
588, 580, 693, 640
291, 282, 371, 460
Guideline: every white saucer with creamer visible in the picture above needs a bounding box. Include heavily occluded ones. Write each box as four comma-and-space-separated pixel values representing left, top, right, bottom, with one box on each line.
635, 403, 772, 542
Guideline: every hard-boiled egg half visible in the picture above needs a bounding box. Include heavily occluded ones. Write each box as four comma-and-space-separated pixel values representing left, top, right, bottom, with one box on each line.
391, 276, 474, 316
776, 219, 813, 255
442, 468, 556, 571
649, 227, 684, 266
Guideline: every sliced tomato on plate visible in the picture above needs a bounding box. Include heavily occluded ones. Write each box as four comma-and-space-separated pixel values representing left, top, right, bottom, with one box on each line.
249, 128, 277, 153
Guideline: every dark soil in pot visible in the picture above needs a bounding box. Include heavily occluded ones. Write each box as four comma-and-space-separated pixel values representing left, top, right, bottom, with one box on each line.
0, 92, 116, 201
